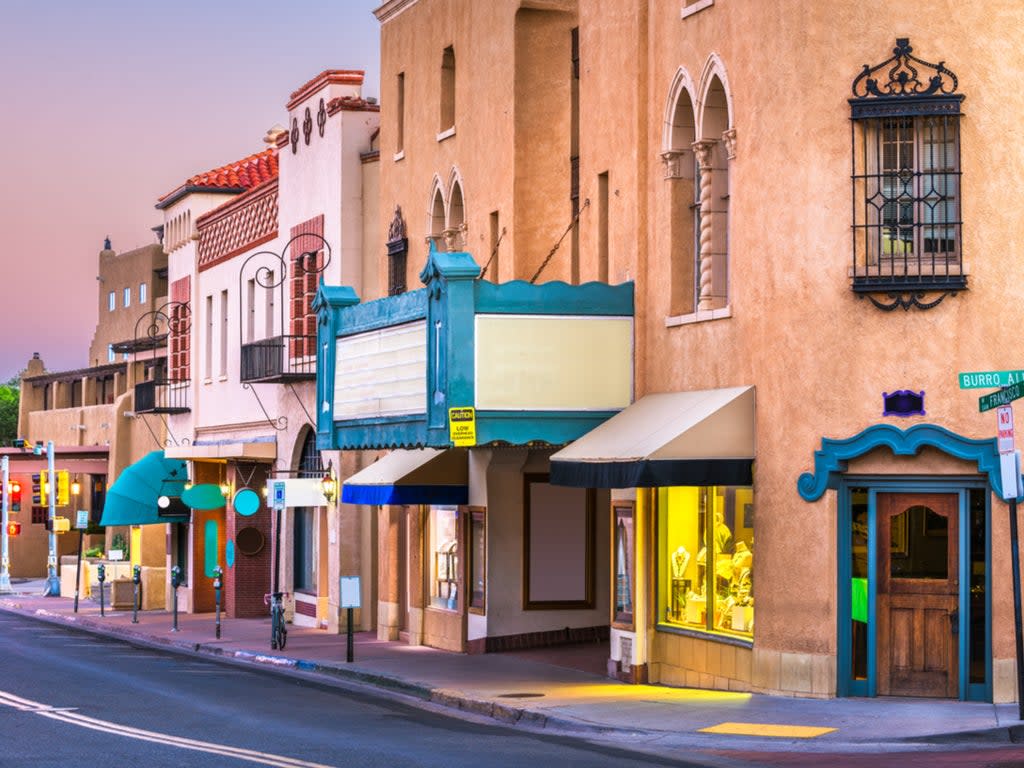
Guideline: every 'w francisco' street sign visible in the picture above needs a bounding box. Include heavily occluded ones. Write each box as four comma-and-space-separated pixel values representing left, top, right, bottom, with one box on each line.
979, 381, 1024, 412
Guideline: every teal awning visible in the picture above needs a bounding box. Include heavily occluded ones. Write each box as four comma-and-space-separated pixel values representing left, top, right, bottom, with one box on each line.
100, 451, 189, 526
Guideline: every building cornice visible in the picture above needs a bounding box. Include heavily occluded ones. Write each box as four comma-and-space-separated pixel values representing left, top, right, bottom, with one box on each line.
286, 70, 365, 111
374, 0, 418, 23
155, 185, 245, 211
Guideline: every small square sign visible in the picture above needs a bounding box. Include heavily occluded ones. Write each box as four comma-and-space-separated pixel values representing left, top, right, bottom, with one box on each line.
75, 510, 89, 529
273, 481, 286, 509
340, 576, 361, 609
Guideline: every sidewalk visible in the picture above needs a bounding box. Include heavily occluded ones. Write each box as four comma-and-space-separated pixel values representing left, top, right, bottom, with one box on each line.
1, 580, 1021, 759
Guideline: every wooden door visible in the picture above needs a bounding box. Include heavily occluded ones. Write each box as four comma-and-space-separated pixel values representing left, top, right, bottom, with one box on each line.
877, 493, 959, 697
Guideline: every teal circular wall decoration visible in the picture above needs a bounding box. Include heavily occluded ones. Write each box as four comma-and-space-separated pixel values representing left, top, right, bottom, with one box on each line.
234, 488, 260, 517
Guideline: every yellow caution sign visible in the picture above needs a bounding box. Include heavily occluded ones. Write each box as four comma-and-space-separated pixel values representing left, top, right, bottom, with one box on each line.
448, 407, 476, 447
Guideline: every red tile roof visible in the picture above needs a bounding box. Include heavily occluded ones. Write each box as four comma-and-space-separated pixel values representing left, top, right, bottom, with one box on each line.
156, 148, 279, 209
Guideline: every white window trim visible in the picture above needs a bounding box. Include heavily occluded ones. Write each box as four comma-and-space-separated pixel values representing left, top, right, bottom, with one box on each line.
436, 126, 456, 142
393, 150, 405, 162
665, 305, 732, 327
681, 0, 713, 19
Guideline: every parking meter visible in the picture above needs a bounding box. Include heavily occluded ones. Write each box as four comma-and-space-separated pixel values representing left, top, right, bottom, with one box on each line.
131, 564, 141, 624
213, 565, 223, 639
170, 565, 182, 632
97, 563, 106, 617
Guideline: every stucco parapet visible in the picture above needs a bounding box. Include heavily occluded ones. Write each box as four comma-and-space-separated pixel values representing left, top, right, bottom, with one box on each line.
287, 70, 365, 112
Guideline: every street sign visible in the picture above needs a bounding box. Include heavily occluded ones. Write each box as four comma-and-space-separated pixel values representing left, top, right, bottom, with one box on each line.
960, 370, 1024, 389
75, 510, 89, 529
980, 381, 1024, 412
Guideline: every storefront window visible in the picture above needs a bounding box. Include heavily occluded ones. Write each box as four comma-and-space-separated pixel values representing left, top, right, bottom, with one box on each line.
658, 486, 754, 639
468, 508, 486, 612
429, 505, 459, 610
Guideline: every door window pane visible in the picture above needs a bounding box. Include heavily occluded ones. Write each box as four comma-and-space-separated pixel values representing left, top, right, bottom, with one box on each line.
890, 505, 948, 580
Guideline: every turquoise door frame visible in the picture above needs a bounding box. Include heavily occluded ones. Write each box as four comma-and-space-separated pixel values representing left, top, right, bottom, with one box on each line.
836, 477, 991, 701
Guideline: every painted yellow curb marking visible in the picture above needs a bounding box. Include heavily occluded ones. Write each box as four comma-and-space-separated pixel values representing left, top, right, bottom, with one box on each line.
699, 722, 837, 738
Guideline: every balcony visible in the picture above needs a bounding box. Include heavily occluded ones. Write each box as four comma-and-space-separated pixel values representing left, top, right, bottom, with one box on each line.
134, 379, 190, 414
240, 335, 316, 383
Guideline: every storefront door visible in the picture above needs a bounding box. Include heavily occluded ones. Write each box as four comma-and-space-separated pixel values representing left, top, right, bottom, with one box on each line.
876, 492, 958, 697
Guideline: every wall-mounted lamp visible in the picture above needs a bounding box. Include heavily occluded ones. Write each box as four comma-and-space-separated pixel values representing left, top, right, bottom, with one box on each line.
71, 480, 81, 496
220, 482, 232, 498
321, 462, 337, 505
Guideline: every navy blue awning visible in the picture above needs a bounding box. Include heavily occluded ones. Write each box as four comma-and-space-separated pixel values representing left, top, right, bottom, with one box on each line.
342, 449, 468, 506
550, 387, 755, 489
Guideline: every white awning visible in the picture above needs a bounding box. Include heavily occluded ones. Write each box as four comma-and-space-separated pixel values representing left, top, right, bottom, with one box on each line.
342, 448, 468, 505
550, 386, 755, 488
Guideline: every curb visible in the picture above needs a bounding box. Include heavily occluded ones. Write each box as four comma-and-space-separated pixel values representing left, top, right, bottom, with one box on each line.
0, 602, 601, 736
3, 601, 1021, 749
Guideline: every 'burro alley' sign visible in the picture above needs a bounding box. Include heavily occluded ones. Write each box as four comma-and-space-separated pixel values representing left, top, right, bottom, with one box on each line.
959, 370, 1024, 389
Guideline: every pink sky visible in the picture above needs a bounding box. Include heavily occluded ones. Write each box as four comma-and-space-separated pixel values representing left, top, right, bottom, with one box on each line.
0, 0, 381, 380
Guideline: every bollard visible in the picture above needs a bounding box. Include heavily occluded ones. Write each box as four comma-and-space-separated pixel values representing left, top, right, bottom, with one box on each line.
213, 565, 223, 640
131, 564, 141, 624
97, 563, 106, 618
170, 566, 182, 632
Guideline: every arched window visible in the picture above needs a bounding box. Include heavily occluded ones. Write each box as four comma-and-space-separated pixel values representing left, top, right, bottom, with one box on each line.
663, 73, 698, 315
695, 71, 732, 312
445, 179, 465, 251
428, 184, 446, 250
294, 429, 323, 592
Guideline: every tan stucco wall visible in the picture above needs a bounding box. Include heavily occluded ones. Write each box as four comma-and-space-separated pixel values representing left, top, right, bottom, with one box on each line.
376, 0, 1024, 697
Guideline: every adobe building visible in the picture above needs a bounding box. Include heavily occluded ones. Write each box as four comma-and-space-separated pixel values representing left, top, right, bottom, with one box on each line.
345, 0, 1024, 703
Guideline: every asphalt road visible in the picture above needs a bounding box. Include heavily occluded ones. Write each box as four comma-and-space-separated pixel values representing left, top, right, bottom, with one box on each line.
0, 612, 717, 768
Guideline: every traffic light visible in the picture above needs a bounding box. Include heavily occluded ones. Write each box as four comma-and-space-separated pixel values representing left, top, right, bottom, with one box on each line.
56, 471, 70, 507
10, 481, 21, 513
31, 473, 47, 506
5, 522, 20, 537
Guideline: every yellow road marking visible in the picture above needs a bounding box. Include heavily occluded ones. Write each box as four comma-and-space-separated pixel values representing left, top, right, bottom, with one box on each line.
699, 722, 837, 738
0, 688, 337, 767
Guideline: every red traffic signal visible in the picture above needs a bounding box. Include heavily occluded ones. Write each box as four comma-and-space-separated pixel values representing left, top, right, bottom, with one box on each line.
10, 481, 21, 513
6, 522, 20, 537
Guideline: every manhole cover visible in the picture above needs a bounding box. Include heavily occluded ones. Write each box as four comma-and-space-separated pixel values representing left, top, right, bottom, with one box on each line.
497, 692, 545, 699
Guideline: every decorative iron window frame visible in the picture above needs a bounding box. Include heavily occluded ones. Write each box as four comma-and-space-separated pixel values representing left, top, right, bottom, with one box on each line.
849, 39, 966, 311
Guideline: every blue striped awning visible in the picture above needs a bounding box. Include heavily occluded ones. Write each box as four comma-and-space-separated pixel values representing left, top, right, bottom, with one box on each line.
342, 449, 468, 506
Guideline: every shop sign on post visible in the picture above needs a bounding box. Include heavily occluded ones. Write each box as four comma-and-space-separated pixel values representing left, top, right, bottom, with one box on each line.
75, 510, 89, 529
340, 576, 361, 609
448, 407, 477, 447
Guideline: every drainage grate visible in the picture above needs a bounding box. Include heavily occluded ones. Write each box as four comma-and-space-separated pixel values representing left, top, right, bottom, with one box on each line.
497, 692, 545, 699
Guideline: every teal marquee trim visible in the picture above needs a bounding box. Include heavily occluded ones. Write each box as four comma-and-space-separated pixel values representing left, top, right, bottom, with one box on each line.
337, 288, 427, 337
798, 423, 1012, 502
316, 246, 637, 452
474, 279, 634, 316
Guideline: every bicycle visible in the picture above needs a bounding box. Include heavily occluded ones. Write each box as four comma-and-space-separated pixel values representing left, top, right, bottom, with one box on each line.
265, 591, 288, 650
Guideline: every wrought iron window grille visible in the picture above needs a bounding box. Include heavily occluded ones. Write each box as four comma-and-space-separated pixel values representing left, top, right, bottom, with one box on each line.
849, 39, 966, 311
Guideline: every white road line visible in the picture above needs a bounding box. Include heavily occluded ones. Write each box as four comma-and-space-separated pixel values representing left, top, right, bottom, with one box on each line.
0, 689, 337, 768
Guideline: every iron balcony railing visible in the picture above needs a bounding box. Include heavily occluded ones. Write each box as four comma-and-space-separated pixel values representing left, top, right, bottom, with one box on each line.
134, 379, 190, 414
240, 335, 316, 383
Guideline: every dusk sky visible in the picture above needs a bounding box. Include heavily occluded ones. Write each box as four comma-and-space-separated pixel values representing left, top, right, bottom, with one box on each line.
0, 0, 381, 381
